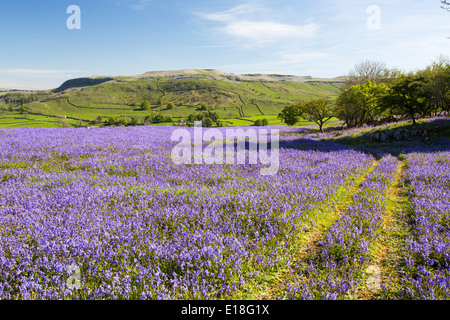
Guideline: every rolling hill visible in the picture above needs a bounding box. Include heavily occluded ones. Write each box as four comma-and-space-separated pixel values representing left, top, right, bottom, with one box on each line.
0, 69, 345, 128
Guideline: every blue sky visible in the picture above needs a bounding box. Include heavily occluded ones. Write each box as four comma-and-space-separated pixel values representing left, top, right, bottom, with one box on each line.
0, 0, 449, 89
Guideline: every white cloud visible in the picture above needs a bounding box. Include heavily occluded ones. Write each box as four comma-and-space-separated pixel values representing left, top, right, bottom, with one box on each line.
199, 4, 258, 22
222, 21, 318, 44
197, 3, 318, 46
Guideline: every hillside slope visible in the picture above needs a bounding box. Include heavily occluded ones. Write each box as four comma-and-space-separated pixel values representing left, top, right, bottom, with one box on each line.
0, 69, 344, 127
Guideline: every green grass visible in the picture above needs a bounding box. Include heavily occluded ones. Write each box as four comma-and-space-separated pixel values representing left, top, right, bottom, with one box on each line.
0, 113, 80, 128
0, 76, 343, 128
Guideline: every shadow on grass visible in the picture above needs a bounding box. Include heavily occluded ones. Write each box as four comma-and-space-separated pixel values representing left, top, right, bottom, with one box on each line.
278, 118, 450, 159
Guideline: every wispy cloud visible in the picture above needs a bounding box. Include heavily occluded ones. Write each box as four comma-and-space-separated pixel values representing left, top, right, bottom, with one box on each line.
116, 0, 152, 10
222, 21, 318, 44
0, 69, 81, 76
197, 3, 318, 47
0, 69, 82, 80
278, 51, 331, 63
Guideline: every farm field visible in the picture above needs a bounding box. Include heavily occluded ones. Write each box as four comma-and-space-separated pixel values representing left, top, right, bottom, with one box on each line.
0, 70, 343, 128
0, 122, 449, 300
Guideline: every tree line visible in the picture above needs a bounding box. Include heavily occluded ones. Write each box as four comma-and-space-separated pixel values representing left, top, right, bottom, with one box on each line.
278, 56, 450, 131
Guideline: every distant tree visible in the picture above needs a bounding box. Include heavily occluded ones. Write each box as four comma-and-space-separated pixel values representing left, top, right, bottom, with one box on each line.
167, 103, 175, 110
57, 118, 71, 128
187, 114, 197, 123
117, 118, 127, 126
206, 110, 219, 122
107, 117, 117, 126
93, 116, 103, 125
297, 98, 336, 133
141, 100, 151, 110
144, 115, 153, 125
278, 104, 302, 126
253, 119, 263, 126
261, 118, 269, 126
203, 118, 214, 127
198, 103, 209, 111
130, 116, 139, 126
153, 114, 165, 123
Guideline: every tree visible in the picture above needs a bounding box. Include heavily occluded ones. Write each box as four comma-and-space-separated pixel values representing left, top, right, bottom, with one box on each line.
153, 114, 165, 123
141, 100, 151, 110
198, 103, 209, 111
93, 116, 103, 125
418, 55, 450, 115
262, 118, 269, 126
167, 103, 175, 110
107, 117, 117, 126
117, 118, 127, 126
203, 118, 214, 127
345, 60, 387, 87
336, 81, 391, 127
382, 74, 430, 125
297, 98, 336, 133
144, 115, 153, 125
129, 116, 139, 126
187, 114, 197, 123
253, 119, 263, 126
278, 104, 303, 126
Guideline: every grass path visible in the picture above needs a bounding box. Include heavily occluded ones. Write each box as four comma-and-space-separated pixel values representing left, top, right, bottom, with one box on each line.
246, 159, 381, 300
357, 158, 408, 300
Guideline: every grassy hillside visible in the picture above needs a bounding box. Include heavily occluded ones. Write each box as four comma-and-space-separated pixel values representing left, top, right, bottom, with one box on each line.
0, 70, 344, 128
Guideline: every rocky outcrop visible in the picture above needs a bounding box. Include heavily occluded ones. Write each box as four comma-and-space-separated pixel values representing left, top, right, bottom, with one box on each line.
55, 77, 115, 92
370, 129, 429, 142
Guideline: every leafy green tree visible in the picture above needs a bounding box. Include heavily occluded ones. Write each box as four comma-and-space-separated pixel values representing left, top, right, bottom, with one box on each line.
198, 103, 209, 111
153, 114, 165, 123
117, 118, 127, 126
130, 116, 139, 126
278, 104, 302, 126
93, 116, 103, 125
298, 98, 336, 133
107, 117, 117, 126
253, 119, 263, 126
418, 56, 450, 115
144, 115, 153, 125
381, 74, 430, 125
262, 118, 269, 126
203, 118, 214, 127
187, 114, 197, 123
141, 100, 151, 110
167, 103, 175, 110
336, 81, 391, 127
